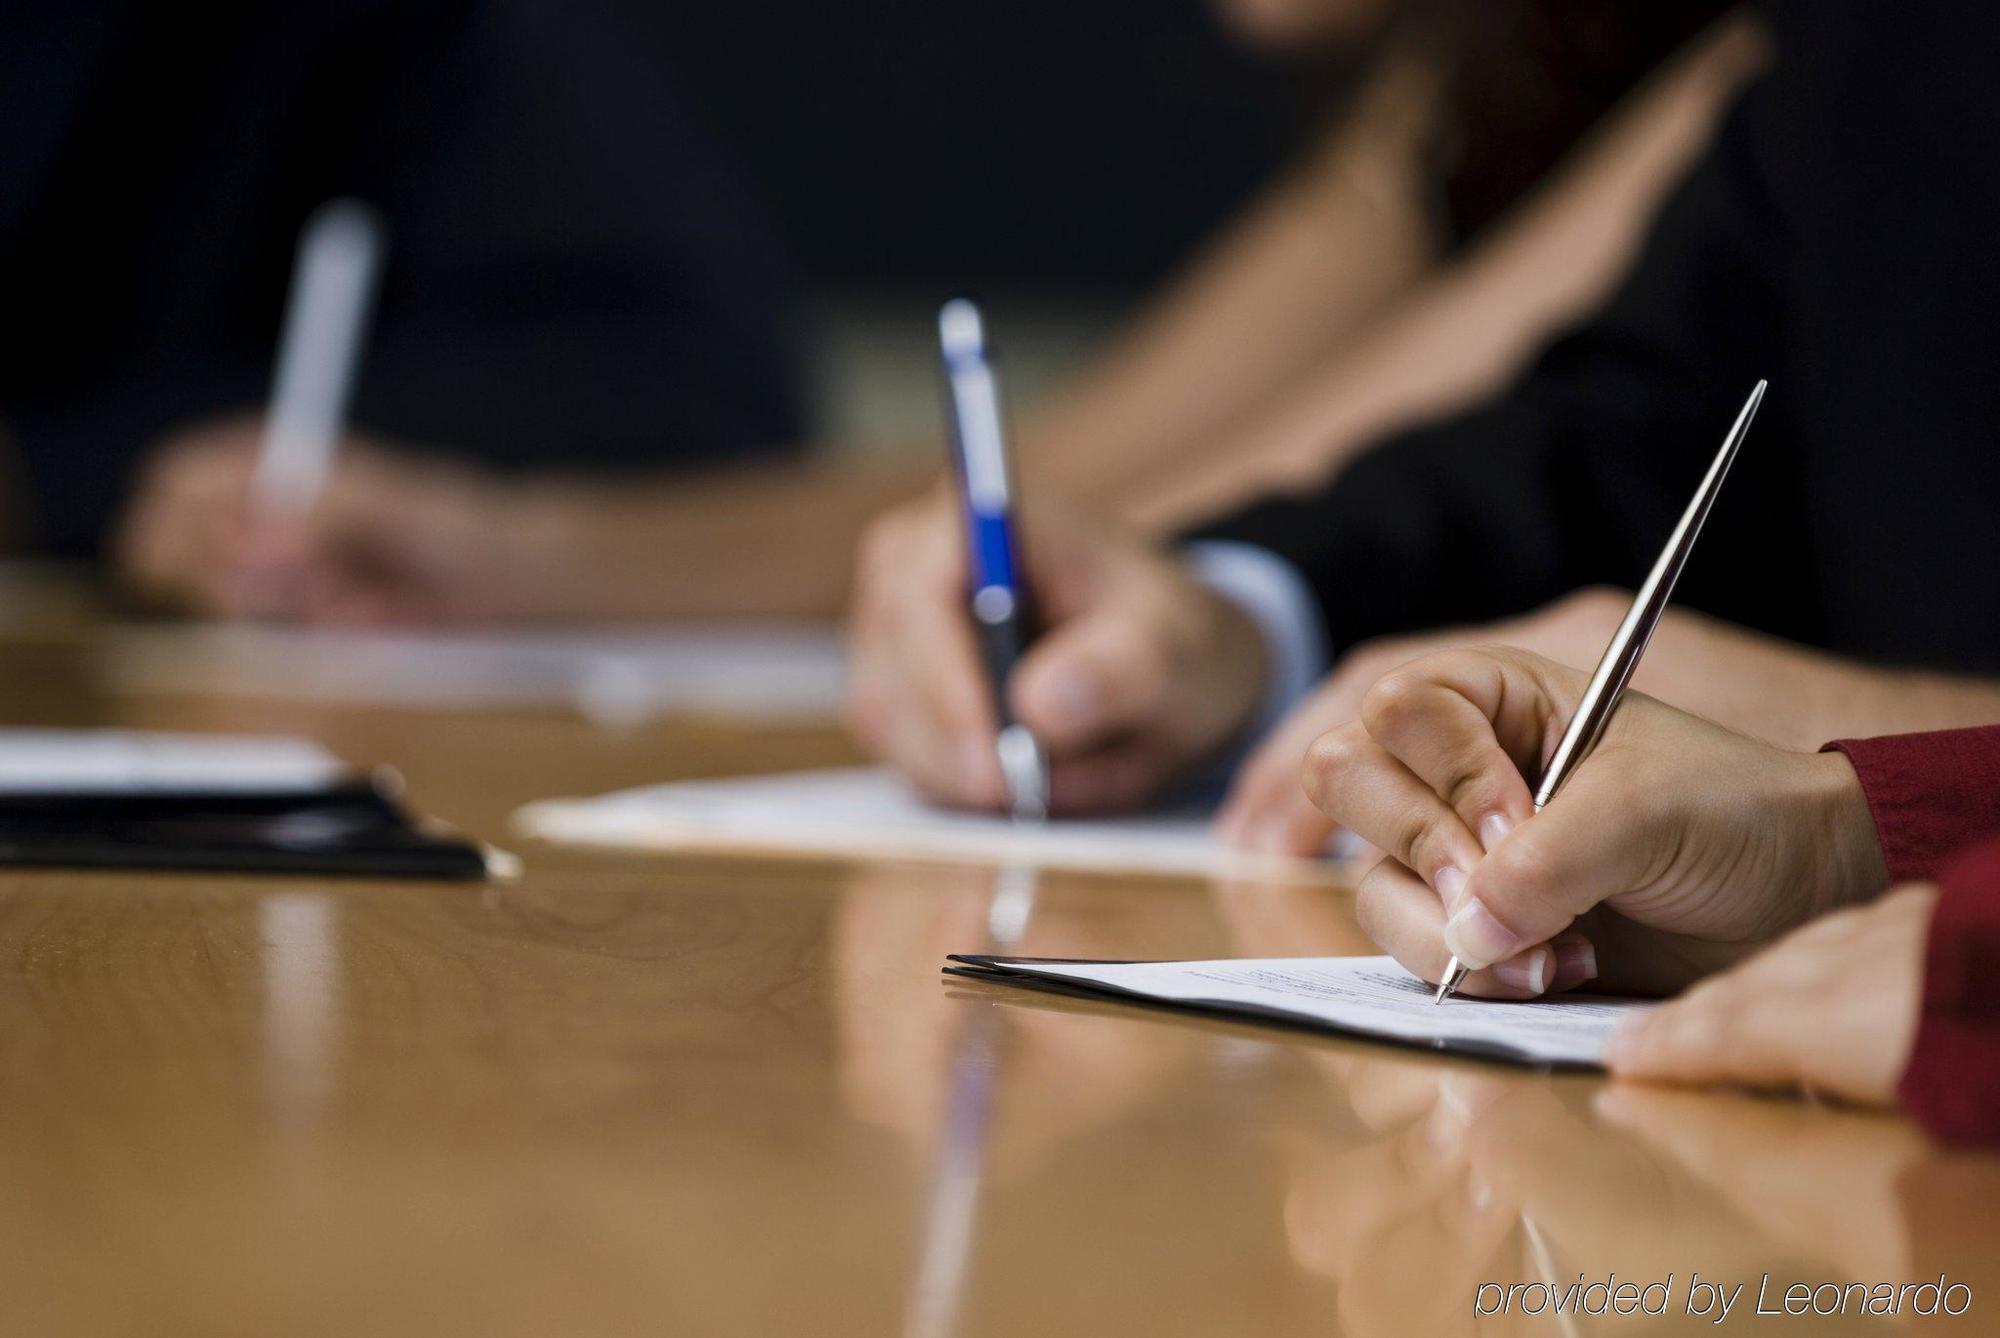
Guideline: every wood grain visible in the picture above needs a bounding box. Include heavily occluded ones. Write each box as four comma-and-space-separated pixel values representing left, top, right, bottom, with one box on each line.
0, 609, 1985, 1336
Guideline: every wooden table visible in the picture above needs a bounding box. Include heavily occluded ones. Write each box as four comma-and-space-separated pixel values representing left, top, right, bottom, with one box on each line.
0, 622, 1992, 1337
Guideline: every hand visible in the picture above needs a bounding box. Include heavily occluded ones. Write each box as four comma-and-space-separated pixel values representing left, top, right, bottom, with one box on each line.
1278, 1079, 1525, 1338
1301, 645, 1889, 998
116, 418, 554, 626
845, 491, 1267, 812
1604, 884, 1934, 1106
1216, 587, 1958, 858
1217, 594, 1617, 856
1596, 1084, 1930, 1282
1280, 1066, 1764, 1334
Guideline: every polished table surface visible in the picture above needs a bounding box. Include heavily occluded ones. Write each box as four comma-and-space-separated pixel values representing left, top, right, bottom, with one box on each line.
0, 609, 1994, 1337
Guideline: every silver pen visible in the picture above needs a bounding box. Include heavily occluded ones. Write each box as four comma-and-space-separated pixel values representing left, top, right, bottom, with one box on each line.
1435, 379, 1767, 1004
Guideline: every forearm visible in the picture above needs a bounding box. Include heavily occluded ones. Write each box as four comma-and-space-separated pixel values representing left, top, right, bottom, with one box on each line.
1822, 672, 2000, 740
1123, 15, 1767, 533
1621, 608, 2000, 750
496, 461, 931, 622
1308, 593, 2000, 756
1015, 65, 1438, 507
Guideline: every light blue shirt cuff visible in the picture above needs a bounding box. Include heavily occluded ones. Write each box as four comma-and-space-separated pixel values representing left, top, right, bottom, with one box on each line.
1184, 540, 1329, 742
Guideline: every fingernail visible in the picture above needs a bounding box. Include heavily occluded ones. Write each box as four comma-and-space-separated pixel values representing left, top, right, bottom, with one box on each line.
1490, 946, 1552, 995
1478, 812, 1514, 853
1551, 938, 1598, 991
1442, 896, 1522, 969
1433, 865, 1468, 911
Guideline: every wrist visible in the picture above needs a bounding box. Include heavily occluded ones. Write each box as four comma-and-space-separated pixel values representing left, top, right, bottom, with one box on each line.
1800, 749, 1891, 915
1181, 541, 1328, 741
1205, 585, 1273, 745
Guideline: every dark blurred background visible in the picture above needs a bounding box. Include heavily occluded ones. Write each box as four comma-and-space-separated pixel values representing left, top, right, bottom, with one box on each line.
626, 0, 1297, 290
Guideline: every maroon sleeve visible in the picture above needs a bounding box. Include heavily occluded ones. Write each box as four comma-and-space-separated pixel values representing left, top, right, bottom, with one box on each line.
1825, 725, 2000, 882
1898, 838, 2000, 1145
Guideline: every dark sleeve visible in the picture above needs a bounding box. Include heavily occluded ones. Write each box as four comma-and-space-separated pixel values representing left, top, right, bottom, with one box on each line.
4, 0, 805, 557
336, 0, 804, 472
1188, 75, 1820, 653
1898, 838, 2000, 1146
1824, 726, 2000, 884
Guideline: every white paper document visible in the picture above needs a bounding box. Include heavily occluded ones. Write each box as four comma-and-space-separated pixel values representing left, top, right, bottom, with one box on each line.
0, 730, 345, 794
514, 766, 1338, 882
947, 955, 1637, 1067
98, 622, 846, 722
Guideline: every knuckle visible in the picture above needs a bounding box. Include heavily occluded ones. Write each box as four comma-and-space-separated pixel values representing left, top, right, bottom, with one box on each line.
1403, 821, 1460, 885
1300, 723, 1365, 807
1359, 667, 1428, 740
1438, 762, 1503, 821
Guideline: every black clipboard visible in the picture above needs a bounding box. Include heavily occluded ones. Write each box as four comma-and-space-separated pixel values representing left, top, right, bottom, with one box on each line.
0, 774, 494, 879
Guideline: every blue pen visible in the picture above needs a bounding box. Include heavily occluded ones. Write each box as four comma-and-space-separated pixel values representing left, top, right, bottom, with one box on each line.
938, 298, 1050, 822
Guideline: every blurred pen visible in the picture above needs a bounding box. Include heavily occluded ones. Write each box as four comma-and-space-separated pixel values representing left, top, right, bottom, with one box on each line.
938, 298, 1049, 823
251, 198, 385, 520
1435, 378, 1768, 1004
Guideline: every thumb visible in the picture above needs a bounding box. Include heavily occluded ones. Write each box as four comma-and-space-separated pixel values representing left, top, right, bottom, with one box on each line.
1009, 604, 1169, 753
1441, 763, 1665, 969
